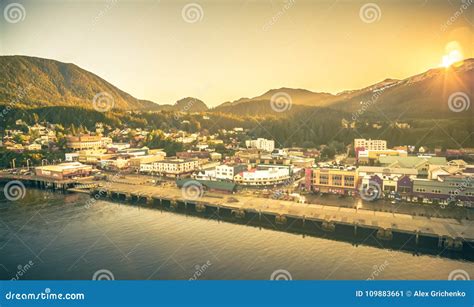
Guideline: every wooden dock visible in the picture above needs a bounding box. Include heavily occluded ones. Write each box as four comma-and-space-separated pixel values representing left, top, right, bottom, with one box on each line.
1, 172, 472, 251
90, 181, 473, 251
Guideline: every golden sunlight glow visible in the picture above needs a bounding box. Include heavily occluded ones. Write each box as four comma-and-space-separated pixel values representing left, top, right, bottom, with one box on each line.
440, 41, 464, 68
441, 50, 462, 68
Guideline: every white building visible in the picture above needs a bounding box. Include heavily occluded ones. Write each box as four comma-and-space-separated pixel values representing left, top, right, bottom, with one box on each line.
233, 165, 291, 186
215, 164, 247, 181
65, 152, 80, 162
193, 169, 217, 181
354, 138, 387, 151
107, 143, 130, 151
67, 135, 102, 151
196, 143, 209, 151
130, 153, 166, 171
141, 158, 199, 177
26, 143, 42, 151
139, 163, 154, 173
245, 138, 275, 152
100, 137, 113, 147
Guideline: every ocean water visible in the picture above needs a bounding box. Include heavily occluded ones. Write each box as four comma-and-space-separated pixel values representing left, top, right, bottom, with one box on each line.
0, 188, 472, 280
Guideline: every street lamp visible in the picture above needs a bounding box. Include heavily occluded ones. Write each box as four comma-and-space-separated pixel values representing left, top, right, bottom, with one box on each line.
41, 159, 48, 166
11, 158, 16, 169
26, 159, 32, 169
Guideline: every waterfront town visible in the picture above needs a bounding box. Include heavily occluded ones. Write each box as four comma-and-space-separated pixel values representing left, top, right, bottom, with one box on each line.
1, 119, 473, 209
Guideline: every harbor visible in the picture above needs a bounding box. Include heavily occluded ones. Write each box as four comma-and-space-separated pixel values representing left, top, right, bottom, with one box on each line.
1, 172, 473, 254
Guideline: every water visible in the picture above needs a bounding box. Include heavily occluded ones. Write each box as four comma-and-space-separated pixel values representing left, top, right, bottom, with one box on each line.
0, 189, 473, 280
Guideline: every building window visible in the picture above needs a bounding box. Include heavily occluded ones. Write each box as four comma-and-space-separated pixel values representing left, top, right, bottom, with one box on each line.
332, 175, 342, 186
345, 176, 355, 187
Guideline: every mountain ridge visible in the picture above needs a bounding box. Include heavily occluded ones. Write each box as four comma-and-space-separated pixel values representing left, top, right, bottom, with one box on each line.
0, 55, 161, 111
1, 55, 472, 119
212, 58, 473, 118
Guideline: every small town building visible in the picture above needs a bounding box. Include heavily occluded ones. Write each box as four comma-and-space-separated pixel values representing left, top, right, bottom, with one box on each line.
35, 162, 93, 180
306, 166, 358, 196
233, 165, 291, 187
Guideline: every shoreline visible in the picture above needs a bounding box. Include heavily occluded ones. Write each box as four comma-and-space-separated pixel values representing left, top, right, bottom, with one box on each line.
2, 174, 473, 258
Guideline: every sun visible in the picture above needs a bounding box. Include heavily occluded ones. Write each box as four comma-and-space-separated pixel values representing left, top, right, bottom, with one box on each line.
440, 42, 464, 68
441, 50, 462, 68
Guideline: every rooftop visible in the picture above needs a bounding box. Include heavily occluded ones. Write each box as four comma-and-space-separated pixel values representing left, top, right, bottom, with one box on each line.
379, 156, 448, 168
36, 162, 90, 172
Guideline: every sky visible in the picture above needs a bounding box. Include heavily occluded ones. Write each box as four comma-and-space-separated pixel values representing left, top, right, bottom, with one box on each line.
1, 0, 473, 107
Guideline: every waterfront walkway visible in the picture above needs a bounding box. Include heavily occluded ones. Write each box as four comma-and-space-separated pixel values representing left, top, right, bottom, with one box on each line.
96, 181, 473, 244
1, 171, 472, 247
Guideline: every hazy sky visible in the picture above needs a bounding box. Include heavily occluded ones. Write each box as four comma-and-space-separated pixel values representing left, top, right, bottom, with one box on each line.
1, 0, 473, 106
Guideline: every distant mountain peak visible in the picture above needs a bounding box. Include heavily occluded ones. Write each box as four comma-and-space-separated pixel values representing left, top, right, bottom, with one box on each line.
213, 58, 473, 118
174, 97, 208, 112
262, 87, 331, 96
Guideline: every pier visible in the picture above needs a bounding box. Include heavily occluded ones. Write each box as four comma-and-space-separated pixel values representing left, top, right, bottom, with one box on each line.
88, 181, 473, 251
0, 173, 77, 191
1, 173, 473, 252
